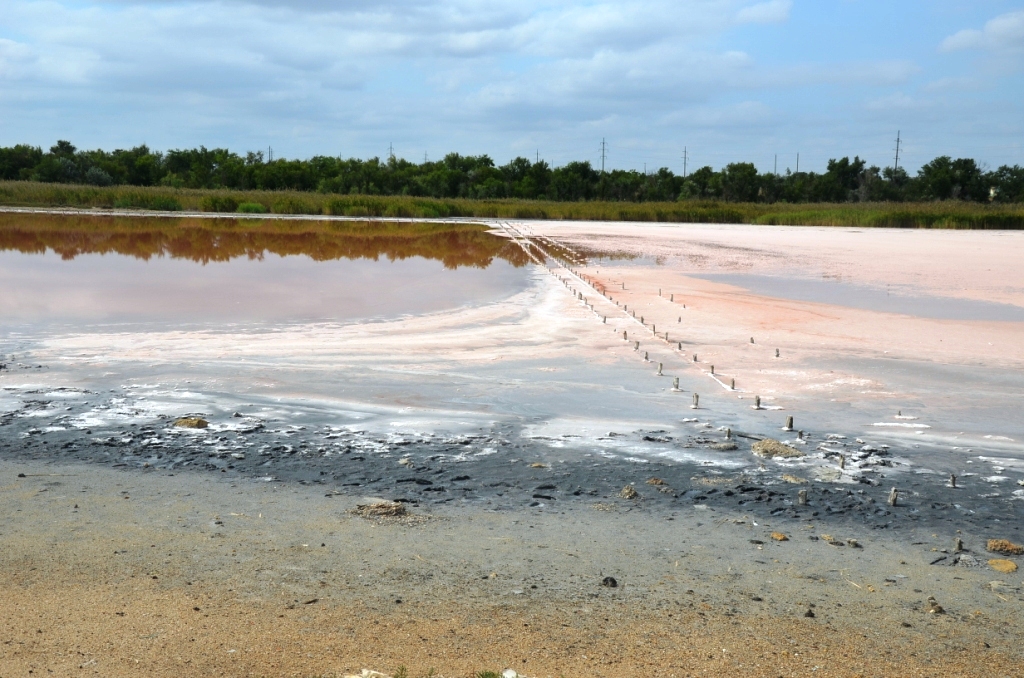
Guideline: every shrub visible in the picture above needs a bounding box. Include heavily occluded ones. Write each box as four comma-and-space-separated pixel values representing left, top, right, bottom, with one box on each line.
200, 195, 239, 212
271, 196, 321, 215
237, 201, 267, 213
84, 167, 113, 187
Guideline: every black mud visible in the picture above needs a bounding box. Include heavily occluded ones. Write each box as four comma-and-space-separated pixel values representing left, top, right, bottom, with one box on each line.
3, 386, 1022, 551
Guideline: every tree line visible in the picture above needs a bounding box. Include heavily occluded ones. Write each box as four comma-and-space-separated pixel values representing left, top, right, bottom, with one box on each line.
1, 140, 1022, 203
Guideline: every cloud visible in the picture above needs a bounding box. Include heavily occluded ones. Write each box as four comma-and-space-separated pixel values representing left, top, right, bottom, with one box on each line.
736, 0, 791, 25
941, 10, 1024, 54
1, 0, 1019, 171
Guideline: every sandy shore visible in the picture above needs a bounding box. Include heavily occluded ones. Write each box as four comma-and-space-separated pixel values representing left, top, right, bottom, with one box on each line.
3, 217, 1024, 676
3, 458, 1022, 677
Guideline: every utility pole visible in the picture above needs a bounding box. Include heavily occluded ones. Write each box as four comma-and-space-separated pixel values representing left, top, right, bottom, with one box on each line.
600, 138, 607, 174
682, 147, 688, 178
892, 130, 902, 177
424, 151, 428, 164
268, 146, 273, 162
388, 143, 395, 162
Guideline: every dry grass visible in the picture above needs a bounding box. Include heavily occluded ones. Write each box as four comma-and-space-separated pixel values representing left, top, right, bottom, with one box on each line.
986, 539, 1024, 555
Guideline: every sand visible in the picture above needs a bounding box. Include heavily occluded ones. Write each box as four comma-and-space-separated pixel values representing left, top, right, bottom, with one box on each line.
2, 458, 1022, 677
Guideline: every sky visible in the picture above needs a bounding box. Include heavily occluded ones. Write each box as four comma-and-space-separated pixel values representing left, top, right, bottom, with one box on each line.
0, 0, 1022, 173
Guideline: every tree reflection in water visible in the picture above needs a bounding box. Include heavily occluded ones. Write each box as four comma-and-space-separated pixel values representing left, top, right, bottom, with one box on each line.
0, 213, 536, 269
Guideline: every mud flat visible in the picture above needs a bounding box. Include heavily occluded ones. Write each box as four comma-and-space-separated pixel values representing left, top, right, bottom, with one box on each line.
2, 215, 1024, 675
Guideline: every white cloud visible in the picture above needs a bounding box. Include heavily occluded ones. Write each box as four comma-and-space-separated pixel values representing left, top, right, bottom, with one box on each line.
941, 10, 1024, 53
736, 0, 791, 25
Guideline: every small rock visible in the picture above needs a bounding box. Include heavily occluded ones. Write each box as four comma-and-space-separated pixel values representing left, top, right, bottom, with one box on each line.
502, 670, 519, 678
646, 477, 665, 485
846, 538, 862, 548
751, 439, 804, 459
17, 473, 25, 478
710, 442, 738, 451
953, 554, 980, 568
770, 532, 789, 542
530, 462, 548, 468
987, 539, 1024, 556
804, 609, 815, 618
173, 417, 208, 429
618, 485, 639, 500
926, 596, 945, 614
781, 474, 808, 484
601, 576, 618, 588
352, 501, 406, 518
988, 559, 1018, 574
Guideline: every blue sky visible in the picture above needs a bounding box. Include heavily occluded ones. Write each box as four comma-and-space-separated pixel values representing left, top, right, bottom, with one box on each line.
0, 0, 1022, 173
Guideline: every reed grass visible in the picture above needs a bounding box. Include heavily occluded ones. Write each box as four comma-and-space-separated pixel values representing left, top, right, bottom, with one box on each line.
2, 180, 1022, 229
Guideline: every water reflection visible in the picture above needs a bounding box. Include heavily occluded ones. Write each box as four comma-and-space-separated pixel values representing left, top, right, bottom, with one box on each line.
0, 213, 530, 268
0, 214, 534, 327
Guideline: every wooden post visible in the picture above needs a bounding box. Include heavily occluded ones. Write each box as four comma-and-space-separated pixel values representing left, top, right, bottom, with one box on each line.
750, 337, 754, 344
839, 455, 845, 469
670, 294, 674, 302
623, 331, 628, 340
798, 489, 808, 505
644, 351, 649, 361
635, 341, 640, 351
673, 377, 679, 390
888, 487, 898, 506
693, 354, 697, 362
784, 416, 793, 431
754, 395, 761, 409
691, 393, 699, 409
726, 428, 732, 440
657, 362, 663, 376
730, 378, 735, 390
710, 365, 714, 375
949, 473, 957, 488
